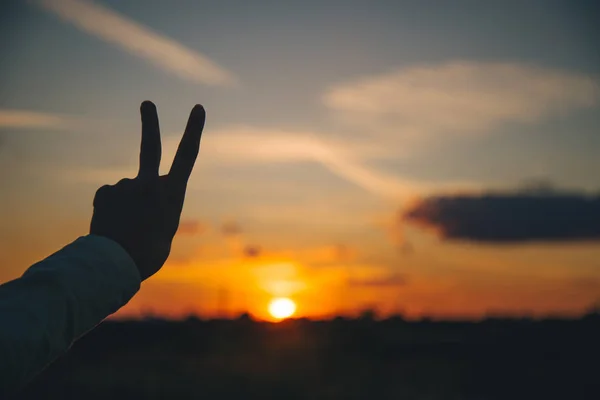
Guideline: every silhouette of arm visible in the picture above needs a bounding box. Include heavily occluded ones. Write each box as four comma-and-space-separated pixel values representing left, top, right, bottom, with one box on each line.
0, 101, 205, 393
0, 235, 140, 392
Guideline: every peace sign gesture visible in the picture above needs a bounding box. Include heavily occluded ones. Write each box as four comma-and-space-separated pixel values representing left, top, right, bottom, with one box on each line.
91, 101, 206, 280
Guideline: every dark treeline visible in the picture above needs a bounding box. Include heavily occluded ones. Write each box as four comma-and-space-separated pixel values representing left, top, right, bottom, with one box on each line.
15, 311, 600, 400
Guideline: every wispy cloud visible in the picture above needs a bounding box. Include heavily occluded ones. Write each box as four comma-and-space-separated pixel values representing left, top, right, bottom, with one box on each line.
36, 0, 236, 86
198, 127, 422, 198
188, 127, 394, 164
0, 109, 71, 129
324, 61, 599, 142
162, 127, 466, 199
347, 272, 407, 288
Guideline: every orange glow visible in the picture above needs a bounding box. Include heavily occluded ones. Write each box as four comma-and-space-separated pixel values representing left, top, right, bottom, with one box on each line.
107, 241, 600, 321
268, 298, 296, 320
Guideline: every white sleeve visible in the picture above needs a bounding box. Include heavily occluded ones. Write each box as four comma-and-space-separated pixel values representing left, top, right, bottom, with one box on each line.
0, 235, 141, 393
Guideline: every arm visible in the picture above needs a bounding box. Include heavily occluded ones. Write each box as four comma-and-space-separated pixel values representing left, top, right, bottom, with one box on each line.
0, 235, 140, 391
0, 101, 205, 394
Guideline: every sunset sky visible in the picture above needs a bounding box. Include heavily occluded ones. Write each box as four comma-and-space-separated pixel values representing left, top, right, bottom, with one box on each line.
1, 0, 599, 320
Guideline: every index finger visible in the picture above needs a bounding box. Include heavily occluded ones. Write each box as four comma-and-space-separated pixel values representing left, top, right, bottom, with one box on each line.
168, 104, 205, 186
138, 101, 162, 179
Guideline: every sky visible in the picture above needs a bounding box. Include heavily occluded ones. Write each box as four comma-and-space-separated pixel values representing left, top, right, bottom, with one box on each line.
1, 0, 599, 320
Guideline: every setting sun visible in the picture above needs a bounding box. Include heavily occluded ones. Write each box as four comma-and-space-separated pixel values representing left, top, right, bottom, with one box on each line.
268, 298, 296, 320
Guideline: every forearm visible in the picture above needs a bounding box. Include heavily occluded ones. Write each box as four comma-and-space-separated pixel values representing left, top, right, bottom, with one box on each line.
0, 235, 141, 393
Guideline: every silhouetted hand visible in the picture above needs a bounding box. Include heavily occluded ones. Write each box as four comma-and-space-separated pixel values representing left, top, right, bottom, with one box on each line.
90, 101, 205, 280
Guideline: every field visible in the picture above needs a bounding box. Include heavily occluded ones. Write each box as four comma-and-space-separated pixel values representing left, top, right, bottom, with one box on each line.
15, 313, 600, 400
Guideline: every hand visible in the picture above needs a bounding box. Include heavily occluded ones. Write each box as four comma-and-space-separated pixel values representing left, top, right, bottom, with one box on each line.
90, 101, 205, 280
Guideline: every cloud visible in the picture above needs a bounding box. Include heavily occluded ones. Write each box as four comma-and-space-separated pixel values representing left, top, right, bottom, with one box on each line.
324, 61, 599, 141
192, 126, 394, 164
347, 272, 408, 288
313, 148, 426, 199
162, 127, 474, 199
218, 222, 263, 260
220, 221, 248, 256
205, 128, 424, 198
221, 221, 242, 236
402, 186, 600, 242
177, 220, 206, 236
243, 245, 261, 258
0, 109, 71, 129
36, 0, 236, 86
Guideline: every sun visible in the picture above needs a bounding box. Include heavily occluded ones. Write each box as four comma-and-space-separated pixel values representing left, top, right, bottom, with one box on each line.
268, 297, 296, 320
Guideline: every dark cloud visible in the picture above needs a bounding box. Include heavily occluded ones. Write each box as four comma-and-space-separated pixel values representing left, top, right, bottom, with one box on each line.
222, 222, 242, 236
177, 220, 206, 236
243, 245, 261, 258
347, 273, 408, 288
403, 189, 600, 242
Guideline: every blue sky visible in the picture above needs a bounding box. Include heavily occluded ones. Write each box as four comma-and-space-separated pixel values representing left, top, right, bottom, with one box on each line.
1, 0, 599, 318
